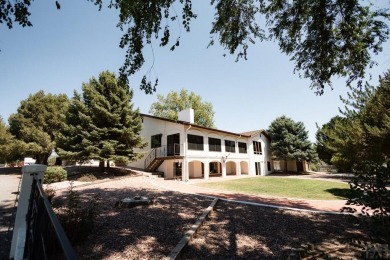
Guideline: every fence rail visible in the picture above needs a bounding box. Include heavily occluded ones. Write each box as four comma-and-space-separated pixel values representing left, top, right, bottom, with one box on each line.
24, 176, 77, 259
144, 144, 182, 169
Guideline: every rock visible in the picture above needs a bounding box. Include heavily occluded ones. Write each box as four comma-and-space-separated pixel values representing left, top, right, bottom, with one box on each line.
115, 196, 153, 208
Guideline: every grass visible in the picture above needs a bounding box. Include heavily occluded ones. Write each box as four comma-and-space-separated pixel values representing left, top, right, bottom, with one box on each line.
196, 177, 360, 200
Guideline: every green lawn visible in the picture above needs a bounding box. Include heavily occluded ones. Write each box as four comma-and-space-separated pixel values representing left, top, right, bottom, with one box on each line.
195, 177, 359, 200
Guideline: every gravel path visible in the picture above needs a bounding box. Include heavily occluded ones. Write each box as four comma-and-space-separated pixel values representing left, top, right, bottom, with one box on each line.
56, 176, 214, 259
0, 169, 377, 259
0, 168, 21, 259
51, 174, 374, 259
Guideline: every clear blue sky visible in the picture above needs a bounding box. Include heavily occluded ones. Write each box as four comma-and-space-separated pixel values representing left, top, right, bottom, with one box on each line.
1, 0, 389, 142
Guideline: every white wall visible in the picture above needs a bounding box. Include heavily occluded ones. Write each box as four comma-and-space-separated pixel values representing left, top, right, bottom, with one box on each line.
129, 116, 186, 168
129, 115, 275, 178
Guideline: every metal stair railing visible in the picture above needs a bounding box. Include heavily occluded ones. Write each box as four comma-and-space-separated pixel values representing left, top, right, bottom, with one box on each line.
144, 144, 182, 170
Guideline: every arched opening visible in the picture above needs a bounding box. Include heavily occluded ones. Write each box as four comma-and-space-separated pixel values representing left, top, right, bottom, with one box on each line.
209, 161, 222, 177
188, 161, 204, 179
226, 161, 237, 175
240, 161, 249, 175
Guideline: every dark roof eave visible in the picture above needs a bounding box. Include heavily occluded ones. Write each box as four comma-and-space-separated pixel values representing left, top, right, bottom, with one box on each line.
140, 113, 253, 138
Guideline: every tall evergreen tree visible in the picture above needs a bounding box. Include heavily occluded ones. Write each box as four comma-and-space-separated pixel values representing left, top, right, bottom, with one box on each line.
268, 116, 317, 171
0, 116, 12, 163
318, 70, 390, 169
316, 71, 390, 227
57, 71, 146, 168
149, 89, 215, 128
316, 116, 363, 172
360, 72, 390, 161
8, 91, 69, 164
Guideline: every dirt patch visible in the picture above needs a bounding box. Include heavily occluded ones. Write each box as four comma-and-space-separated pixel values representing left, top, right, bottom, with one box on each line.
65, 166, 139, 181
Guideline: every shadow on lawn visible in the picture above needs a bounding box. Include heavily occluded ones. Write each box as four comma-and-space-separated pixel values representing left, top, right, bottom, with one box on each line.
325, 188, 362, 200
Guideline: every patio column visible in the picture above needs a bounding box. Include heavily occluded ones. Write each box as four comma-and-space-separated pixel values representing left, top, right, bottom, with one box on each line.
204, 161, 209, 180
221, 157, 226, 178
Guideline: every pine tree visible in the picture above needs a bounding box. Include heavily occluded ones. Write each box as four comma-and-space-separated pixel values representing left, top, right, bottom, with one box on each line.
360, 71, 390, 161
267, 116, 316, 171
57, 71, 146, 168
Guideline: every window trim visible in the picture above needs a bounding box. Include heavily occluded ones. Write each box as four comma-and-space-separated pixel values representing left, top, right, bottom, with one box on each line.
208, 137, 221, 152
188, 134, 204, 151
253, 141, 262, 155
238, 142, 247, 154
151, 134, 162, 148
225, 140, 236, 153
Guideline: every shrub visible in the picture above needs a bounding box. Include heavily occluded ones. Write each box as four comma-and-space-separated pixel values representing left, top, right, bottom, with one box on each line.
44, 166, 67, 184
44, 186, 56, 202
53, 182, 100, 244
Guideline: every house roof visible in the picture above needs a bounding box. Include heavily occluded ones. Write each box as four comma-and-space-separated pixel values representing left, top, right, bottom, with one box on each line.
140, 114, 271, 140
240, 130, 271, 140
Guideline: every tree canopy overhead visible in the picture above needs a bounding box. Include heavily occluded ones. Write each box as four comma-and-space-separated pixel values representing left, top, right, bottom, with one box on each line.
2, 0, 388, 94
149, 88, 215, 128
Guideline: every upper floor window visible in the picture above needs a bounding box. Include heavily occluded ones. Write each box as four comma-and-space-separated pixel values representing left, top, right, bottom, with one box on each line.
225, 140, 236, 153
238, 142, 247, 153
253, 141, 262, 154
188, 134, 204, 150
151, 134, 162, 148
208, 137, 221, 152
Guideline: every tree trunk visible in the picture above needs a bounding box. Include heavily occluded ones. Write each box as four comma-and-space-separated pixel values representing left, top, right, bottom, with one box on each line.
99, 160, 105, 170
285, 160, 288, 173
35, 153, 49, 165
106, 160, 111, 168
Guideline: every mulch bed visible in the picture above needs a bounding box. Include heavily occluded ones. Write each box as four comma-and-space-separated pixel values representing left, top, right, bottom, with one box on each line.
51, 176, 381, 259
181, 200, 376, 259
2, 167, 384, 259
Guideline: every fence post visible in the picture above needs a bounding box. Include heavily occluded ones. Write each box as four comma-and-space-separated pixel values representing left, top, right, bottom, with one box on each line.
9, 164, 47, 260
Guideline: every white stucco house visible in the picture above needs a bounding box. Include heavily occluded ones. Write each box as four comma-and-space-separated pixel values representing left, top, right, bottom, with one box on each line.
128, 109, 274, 181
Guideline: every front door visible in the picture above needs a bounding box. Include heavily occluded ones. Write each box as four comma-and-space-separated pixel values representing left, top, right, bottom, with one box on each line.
174, 162, 182, 178
296, 161, 304, 172
167, 133, 180, 156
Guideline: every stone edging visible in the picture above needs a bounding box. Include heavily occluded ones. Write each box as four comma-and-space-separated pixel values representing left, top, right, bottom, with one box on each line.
164, 198, 219, 260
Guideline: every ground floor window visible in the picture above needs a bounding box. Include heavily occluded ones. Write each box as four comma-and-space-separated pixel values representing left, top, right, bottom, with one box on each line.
255, 162, 261, 175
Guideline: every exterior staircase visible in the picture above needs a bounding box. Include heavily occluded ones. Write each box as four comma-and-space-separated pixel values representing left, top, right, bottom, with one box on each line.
146, 158, 164, 172
144, 145, 183, 178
